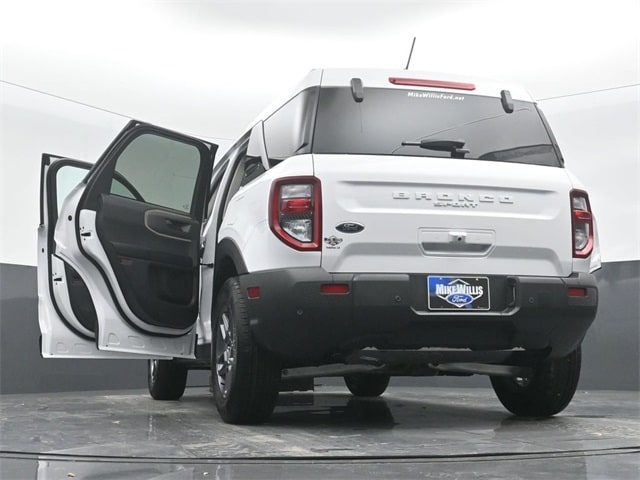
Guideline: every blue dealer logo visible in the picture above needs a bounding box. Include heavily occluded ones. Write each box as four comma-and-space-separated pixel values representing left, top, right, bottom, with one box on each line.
435, 278, 484, 308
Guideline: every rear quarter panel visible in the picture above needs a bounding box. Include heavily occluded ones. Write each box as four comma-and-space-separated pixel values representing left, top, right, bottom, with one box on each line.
218, 154, 321, 273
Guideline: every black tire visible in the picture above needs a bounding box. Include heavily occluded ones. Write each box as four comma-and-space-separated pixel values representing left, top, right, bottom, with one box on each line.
212, 277, 281, 424
344, 374, 390, 397
490, 346, 582, 417
147, 359, 188, 401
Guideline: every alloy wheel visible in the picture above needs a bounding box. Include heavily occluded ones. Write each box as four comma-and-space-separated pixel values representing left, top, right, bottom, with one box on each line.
215, 309, 236, 398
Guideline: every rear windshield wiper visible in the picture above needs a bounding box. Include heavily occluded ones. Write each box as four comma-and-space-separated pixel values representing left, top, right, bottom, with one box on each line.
401, 139, 469, 158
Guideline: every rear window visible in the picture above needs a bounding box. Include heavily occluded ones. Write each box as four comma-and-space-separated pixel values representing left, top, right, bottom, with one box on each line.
312, 87, 561, 167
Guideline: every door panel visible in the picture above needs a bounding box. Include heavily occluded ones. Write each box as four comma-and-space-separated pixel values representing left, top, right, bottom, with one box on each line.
51, 255, 95, 337
95, 194, 199, 330
55, 202, 196, 356
64, 262, 98, 333
52, 121, 216, 358
99, 195, 197, 267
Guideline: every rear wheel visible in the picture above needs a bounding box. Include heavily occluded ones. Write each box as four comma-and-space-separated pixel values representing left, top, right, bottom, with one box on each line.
491, 346, 582, 417
212, 277, 281, 424
344, 374, 390, 397
148, 359, 188, 401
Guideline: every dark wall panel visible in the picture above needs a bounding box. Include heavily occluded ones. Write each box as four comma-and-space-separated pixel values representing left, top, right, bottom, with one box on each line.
580, 260, 639, 390
0, 261, 638, 394
0, 263, 147, 393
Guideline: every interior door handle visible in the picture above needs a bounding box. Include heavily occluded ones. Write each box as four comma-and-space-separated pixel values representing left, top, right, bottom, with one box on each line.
165, 218, 191, 234
144, 210, 194, 240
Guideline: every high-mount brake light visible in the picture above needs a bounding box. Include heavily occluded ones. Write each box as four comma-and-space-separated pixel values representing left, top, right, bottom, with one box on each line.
389, 77, 476, 91
270, 177, 322, 251
570, 190, 594, 259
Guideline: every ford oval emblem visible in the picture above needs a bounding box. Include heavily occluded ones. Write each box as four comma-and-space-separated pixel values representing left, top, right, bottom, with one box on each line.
446, 293, 474, 307
336, 222, 365, 234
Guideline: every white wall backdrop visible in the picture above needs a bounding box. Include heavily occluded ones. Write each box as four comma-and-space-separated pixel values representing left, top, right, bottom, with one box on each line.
540, 86, 639, 262
1, 0, 638, 266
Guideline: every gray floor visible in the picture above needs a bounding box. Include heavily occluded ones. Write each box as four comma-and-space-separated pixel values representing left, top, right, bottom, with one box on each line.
0, 386, 638, 479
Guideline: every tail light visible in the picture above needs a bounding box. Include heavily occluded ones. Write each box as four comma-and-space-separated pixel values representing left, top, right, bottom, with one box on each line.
270, 177, 322, 251
570, 190, 594, 258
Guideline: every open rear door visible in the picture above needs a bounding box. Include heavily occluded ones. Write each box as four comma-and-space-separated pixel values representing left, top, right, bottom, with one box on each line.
39, 121, 215, 358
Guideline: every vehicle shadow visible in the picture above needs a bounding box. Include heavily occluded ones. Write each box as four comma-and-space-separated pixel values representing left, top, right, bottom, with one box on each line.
267, 390, 516, 431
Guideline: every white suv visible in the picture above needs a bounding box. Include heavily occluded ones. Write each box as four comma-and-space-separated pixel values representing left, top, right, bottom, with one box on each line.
38, 69, 600, 424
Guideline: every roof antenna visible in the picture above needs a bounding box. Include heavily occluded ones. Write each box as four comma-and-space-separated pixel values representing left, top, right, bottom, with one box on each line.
405, 37, 416, 70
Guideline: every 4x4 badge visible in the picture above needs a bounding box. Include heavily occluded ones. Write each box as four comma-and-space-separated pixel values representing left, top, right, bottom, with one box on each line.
324, 236, 343, 248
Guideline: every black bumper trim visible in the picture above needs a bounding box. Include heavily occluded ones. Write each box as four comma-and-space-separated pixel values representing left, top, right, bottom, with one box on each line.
239, 268, 597, 366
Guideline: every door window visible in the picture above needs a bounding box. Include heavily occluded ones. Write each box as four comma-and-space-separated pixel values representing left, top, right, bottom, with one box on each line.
109, 134, 202, 213
54, 164, 137, 213
222, 142, 250, 214
223, 125, 269, 208
55, 165, 87, 212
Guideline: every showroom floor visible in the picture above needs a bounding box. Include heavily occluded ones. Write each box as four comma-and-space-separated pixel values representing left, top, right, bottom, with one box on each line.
0, 386, 638, 479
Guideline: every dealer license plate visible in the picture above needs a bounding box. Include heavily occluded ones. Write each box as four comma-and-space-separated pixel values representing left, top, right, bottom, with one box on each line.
427, 276, 491, 311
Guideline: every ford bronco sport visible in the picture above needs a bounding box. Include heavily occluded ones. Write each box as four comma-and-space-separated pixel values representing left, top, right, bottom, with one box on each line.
38, 69, 599, 424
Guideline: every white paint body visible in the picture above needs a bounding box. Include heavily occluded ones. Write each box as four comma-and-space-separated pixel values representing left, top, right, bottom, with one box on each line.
314, 155, 577, 277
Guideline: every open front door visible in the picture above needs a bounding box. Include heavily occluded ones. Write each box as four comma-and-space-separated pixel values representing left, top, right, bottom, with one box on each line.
39, 155, 134, 357
40, 121, 215, 358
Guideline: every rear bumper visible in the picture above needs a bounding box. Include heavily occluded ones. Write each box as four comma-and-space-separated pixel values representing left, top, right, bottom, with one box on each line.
238, 268, 598, 366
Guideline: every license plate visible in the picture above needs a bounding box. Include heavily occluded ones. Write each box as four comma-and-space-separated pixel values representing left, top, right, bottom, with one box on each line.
427, 276, 490, 311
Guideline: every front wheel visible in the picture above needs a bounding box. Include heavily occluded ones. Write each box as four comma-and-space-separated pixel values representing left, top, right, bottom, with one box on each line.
491, 346, 582, 417
344, 374, 390, 397
212, 277, 281, 424
148, 359, 188, 401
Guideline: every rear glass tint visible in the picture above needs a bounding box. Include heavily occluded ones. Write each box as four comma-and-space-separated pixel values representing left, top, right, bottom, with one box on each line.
312, 87, 561, 167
